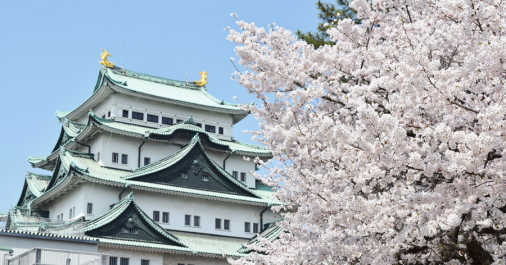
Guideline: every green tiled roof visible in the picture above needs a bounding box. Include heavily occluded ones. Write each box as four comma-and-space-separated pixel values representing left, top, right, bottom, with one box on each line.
26, 172, 51, 197
169, 230, 248, 257
95, 237, 190, 252
238, 223, 283, 254
58, 67, 250, 124
85, 192, 184, 246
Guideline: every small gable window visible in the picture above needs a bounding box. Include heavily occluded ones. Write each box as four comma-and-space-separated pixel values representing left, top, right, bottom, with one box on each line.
202, 175, 209, 182
120, 257, 129, 265
162, 117, 173, 125
181, 172, 188, 179
112, 153, 119, 163
132, 111, 143, 120
162, 212, 169, 223
205, 125, 216, 133
120, 226, 138, 234
122, 110, 129, 118
147, 114, 158, 123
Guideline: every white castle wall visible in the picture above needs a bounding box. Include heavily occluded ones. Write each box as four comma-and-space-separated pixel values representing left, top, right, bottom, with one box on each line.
163, 253, 230, 265
98, 247, 164, 265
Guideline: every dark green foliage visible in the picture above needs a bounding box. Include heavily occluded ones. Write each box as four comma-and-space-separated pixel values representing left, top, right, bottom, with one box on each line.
296, 0, 360, 49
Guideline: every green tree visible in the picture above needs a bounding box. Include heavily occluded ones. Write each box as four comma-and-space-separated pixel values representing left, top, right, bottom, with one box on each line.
296, 0, 359, 49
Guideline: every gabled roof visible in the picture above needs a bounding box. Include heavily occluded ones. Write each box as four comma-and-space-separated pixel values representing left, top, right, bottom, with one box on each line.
238, 223, 283, 254
85, 193, 186, 247
58, 67, 250, 124
16, 172, 51, 207
30, 149, 279, 208
125, 134, 261, 198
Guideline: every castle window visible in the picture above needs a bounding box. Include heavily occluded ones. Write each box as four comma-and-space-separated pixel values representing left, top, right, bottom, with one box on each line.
147, 114, 158, 123
232, 171, 238, 179
245, 222, 251, 233
219, 127, 224, 135
194, 216, 200, 227
122, 110, 129, 118
240, 172, 246, 182
205, 125, 216, 133
132, 111, 143, 120
196, 123, 202, 128
120, 257, 129, 265
121, 154, 128, 164
153, 211, 160, 222
162, 117, 173, 125
108, 111, 111, 118
176, 119, 183, 123
144, 157, 151, 166
181, 172, 188, 179
120, 227, 138, 234
215, 218, 221, 229
112, 153, 119, 163
162, 212, 169, 223
185, 215, 191, 226
253, 223, 259, 233
202, 175, 209, 182
96, 152, 100, 162
109, 257, 118, 265
224, 219, 230, 230
141, 260, 150, 265
87, 203, 93, 214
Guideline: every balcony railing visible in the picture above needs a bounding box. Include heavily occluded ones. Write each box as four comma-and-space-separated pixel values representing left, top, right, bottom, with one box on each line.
8, 248, 108, 265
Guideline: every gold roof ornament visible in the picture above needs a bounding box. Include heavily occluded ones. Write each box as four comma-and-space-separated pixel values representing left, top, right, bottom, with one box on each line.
99, 49, 115, 68
194, 71, 209, 87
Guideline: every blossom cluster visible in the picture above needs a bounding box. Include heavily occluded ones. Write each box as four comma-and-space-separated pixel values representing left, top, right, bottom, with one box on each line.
227, 0, 506, 264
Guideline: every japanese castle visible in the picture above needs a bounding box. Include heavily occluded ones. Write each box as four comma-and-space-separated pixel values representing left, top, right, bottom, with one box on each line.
0, 53, 281, 265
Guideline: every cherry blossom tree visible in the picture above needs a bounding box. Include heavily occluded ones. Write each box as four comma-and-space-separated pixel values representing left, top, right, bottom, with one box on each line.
227, 0, 506, 264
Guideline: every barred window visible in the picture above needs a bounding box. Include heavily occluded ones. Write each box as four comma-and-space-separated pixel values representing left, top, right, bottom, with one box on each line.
87, 203, 93, 214
121, 154, 128, 164
215, 218, 221, 229
219, 127, 224, 135
144, 157, 151, 166
141, 260, 150, 265
109, 257, 118, 265
240, 172, 246, 182
153, 211, 160, 222
194, 216, 200, 227
253, 223, 259, 233
112, 153, 119, 163
205, 125, 216, 133
232, 171, 238, 179
224, 219, 230, 230
147, 114, 159, 123
120, 227, 138, 234
202, 175, 209, 182
162, 212, 169, 223
181, 172, 188, 179
120, 257, 129, 265
122, 110, 129, 118
162, 117, 173, 125
245, 222, 251, 233
185, 215, 191, 226
132, 112, 143, 120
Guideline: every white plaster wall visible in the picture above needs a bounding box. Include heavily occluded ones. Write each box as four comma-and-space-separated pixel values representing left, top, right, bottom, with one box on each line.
48, 184, 87, 221
98, 247, 163, 265
111, 93, 234, 140
223, 155, 256, 189
163, 253, 230, 265
79, 182, 123, 221
133, 190, 267, 238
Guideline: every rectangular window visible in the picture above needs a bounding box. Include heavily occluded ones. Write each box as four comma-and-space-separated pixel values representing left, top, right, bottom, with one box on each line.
144, 157, 151, 166
194, 216, 200, 227
196, 123, 202, 128
232, 171, 238, 179
253, 223, 259, 233
153, 211, 160, 222
240, 172, 246, 182
121, 154, 128, 164
73, 207, 75, 218
120, 258, 129, 265
185, 215, 191, 226
202, 175, 209, 182
245, 222, 251, 233
219, 127, 224, 135
112, 153, 119, 163
224, 219, 230, 230
141, 260, 150, 265
181, 172, 188, 179
176, 119, 183, 123
109, 257, 118, 265
122, 110, 129, 118
132, 111, 144, 120
162, 212, 169, 223
147, 114, 159, 123
215, 218, 221, 229
162, 117, 173, 125
69, 208, 72, 219
96, 152, 100, 162
108, 111, 111, 118
205, 125, 216, 133
87, 203, 93, 214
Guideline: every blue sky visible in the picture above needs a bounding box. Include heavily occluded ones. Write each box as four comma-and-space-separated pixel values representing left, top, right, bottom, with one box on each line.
0, 1, 320, 211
